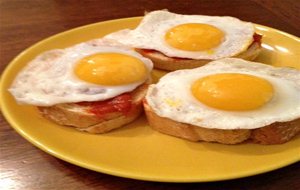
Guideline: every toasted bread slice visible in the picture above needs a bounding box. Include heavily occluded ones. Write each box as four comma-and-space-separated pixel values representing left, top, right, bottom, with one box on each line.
251, 120, 300, 144
144, 102, 300, 144
136, 37, 262, 71
38, 82, 149, 133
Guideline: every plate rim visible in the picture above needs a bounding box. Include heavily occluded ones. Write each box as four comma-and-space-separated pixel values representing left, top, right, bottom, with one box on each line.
1, 17, 300, 183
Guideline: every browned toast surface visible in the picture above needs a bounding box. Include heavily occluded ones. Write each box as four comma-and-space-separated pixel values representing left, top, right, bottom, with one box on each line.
144, 102, 300, 144
136, 36, 262, 71
39, 82, 149, 133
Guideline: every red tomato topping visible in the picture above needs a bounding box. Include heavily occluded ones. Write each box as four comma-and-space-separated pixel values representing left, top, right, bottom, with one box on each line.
138, 49, 156, 54
253, 33, 262, 44
77, 93, 132, 117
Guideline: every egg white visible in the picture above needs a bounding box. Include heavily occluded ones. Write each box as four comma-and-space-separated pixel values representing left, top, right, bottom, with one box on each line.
104, 10, 255, 60
146, 58, 300, 130
9, 40, 153, 106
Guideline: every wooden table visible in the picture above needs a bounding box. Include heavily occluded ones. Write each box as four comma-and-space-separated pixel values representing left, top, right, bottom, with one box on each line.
1, 0, 299, 189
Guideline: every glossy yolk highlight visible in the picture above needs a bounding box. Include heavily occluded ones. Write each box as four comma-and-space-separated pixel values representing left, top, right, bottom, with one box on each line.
75, 53, 148, 86
191, 73, 274, 111
165, 23, 224, 51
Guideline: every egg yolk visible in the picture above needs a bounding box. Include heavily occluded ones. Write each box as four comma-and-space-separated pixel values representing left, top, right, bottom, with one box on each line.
75, 53, 148, 86
191, 73, 274, 111
165, 23, 224, 51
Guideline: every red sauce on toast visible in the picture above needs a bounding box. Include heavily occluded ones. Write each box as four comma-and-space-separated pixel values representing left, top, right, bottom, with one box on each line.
77, 93, 132, 117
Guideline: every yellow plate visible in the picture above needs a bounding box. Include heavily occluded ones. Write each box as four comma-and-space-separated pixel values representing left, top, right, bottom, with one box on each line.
1, 17, 300, 182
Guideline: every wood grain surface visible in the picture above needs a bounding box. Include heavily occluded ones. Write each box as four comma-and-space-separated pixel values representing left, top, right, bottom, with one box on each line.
0, 0, 299, 189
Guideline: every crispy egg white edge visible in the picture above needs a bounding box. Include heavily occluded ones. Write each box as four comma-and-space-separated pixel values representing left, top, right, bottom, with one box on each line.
9, 39, 153, 106
104, 10, 255, 59
146, 58, 300, 130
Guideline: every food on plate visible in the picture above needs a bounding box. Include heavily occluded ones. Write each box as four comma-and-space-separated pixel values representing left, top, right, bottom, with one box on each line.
144, 58, 300, 144
9, 40, 153, 133
104, 10, 262, 71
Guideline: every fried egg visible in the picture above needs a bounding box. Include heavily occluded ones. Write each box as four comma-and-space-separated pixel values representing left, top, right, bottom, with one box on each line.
9, 40, 153, 106
104, 10, 255, 60
146, 58, 300, 130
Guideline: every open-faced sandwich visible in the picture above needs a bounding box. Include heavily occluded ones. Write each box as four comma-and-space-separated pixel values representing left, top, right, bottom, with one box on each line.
9, 40, 153, 133
104, 10, 262, 71
144, 58, 300, 144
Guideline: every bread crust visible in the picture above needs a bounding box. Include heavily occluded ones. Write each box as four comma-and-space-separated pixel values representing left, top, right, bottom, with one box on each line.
38, 82, 149, 133
143, 101, 300, 144
136, 41, 262, 71
251, 119, 300, 144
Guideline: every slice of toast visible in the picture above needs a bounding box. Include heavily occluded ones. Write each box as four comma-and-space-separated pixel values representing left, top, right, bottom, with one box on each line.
38, 82, 149, 133
144, 102, 300, 144
136, 36, 262, 71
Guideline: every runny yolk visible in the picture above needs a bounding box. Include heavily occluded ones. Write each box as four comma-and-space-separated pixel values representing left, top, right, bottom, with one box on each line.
165, 23, 224, 51
75, 53, 148, 86
191, 73, 274, 111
